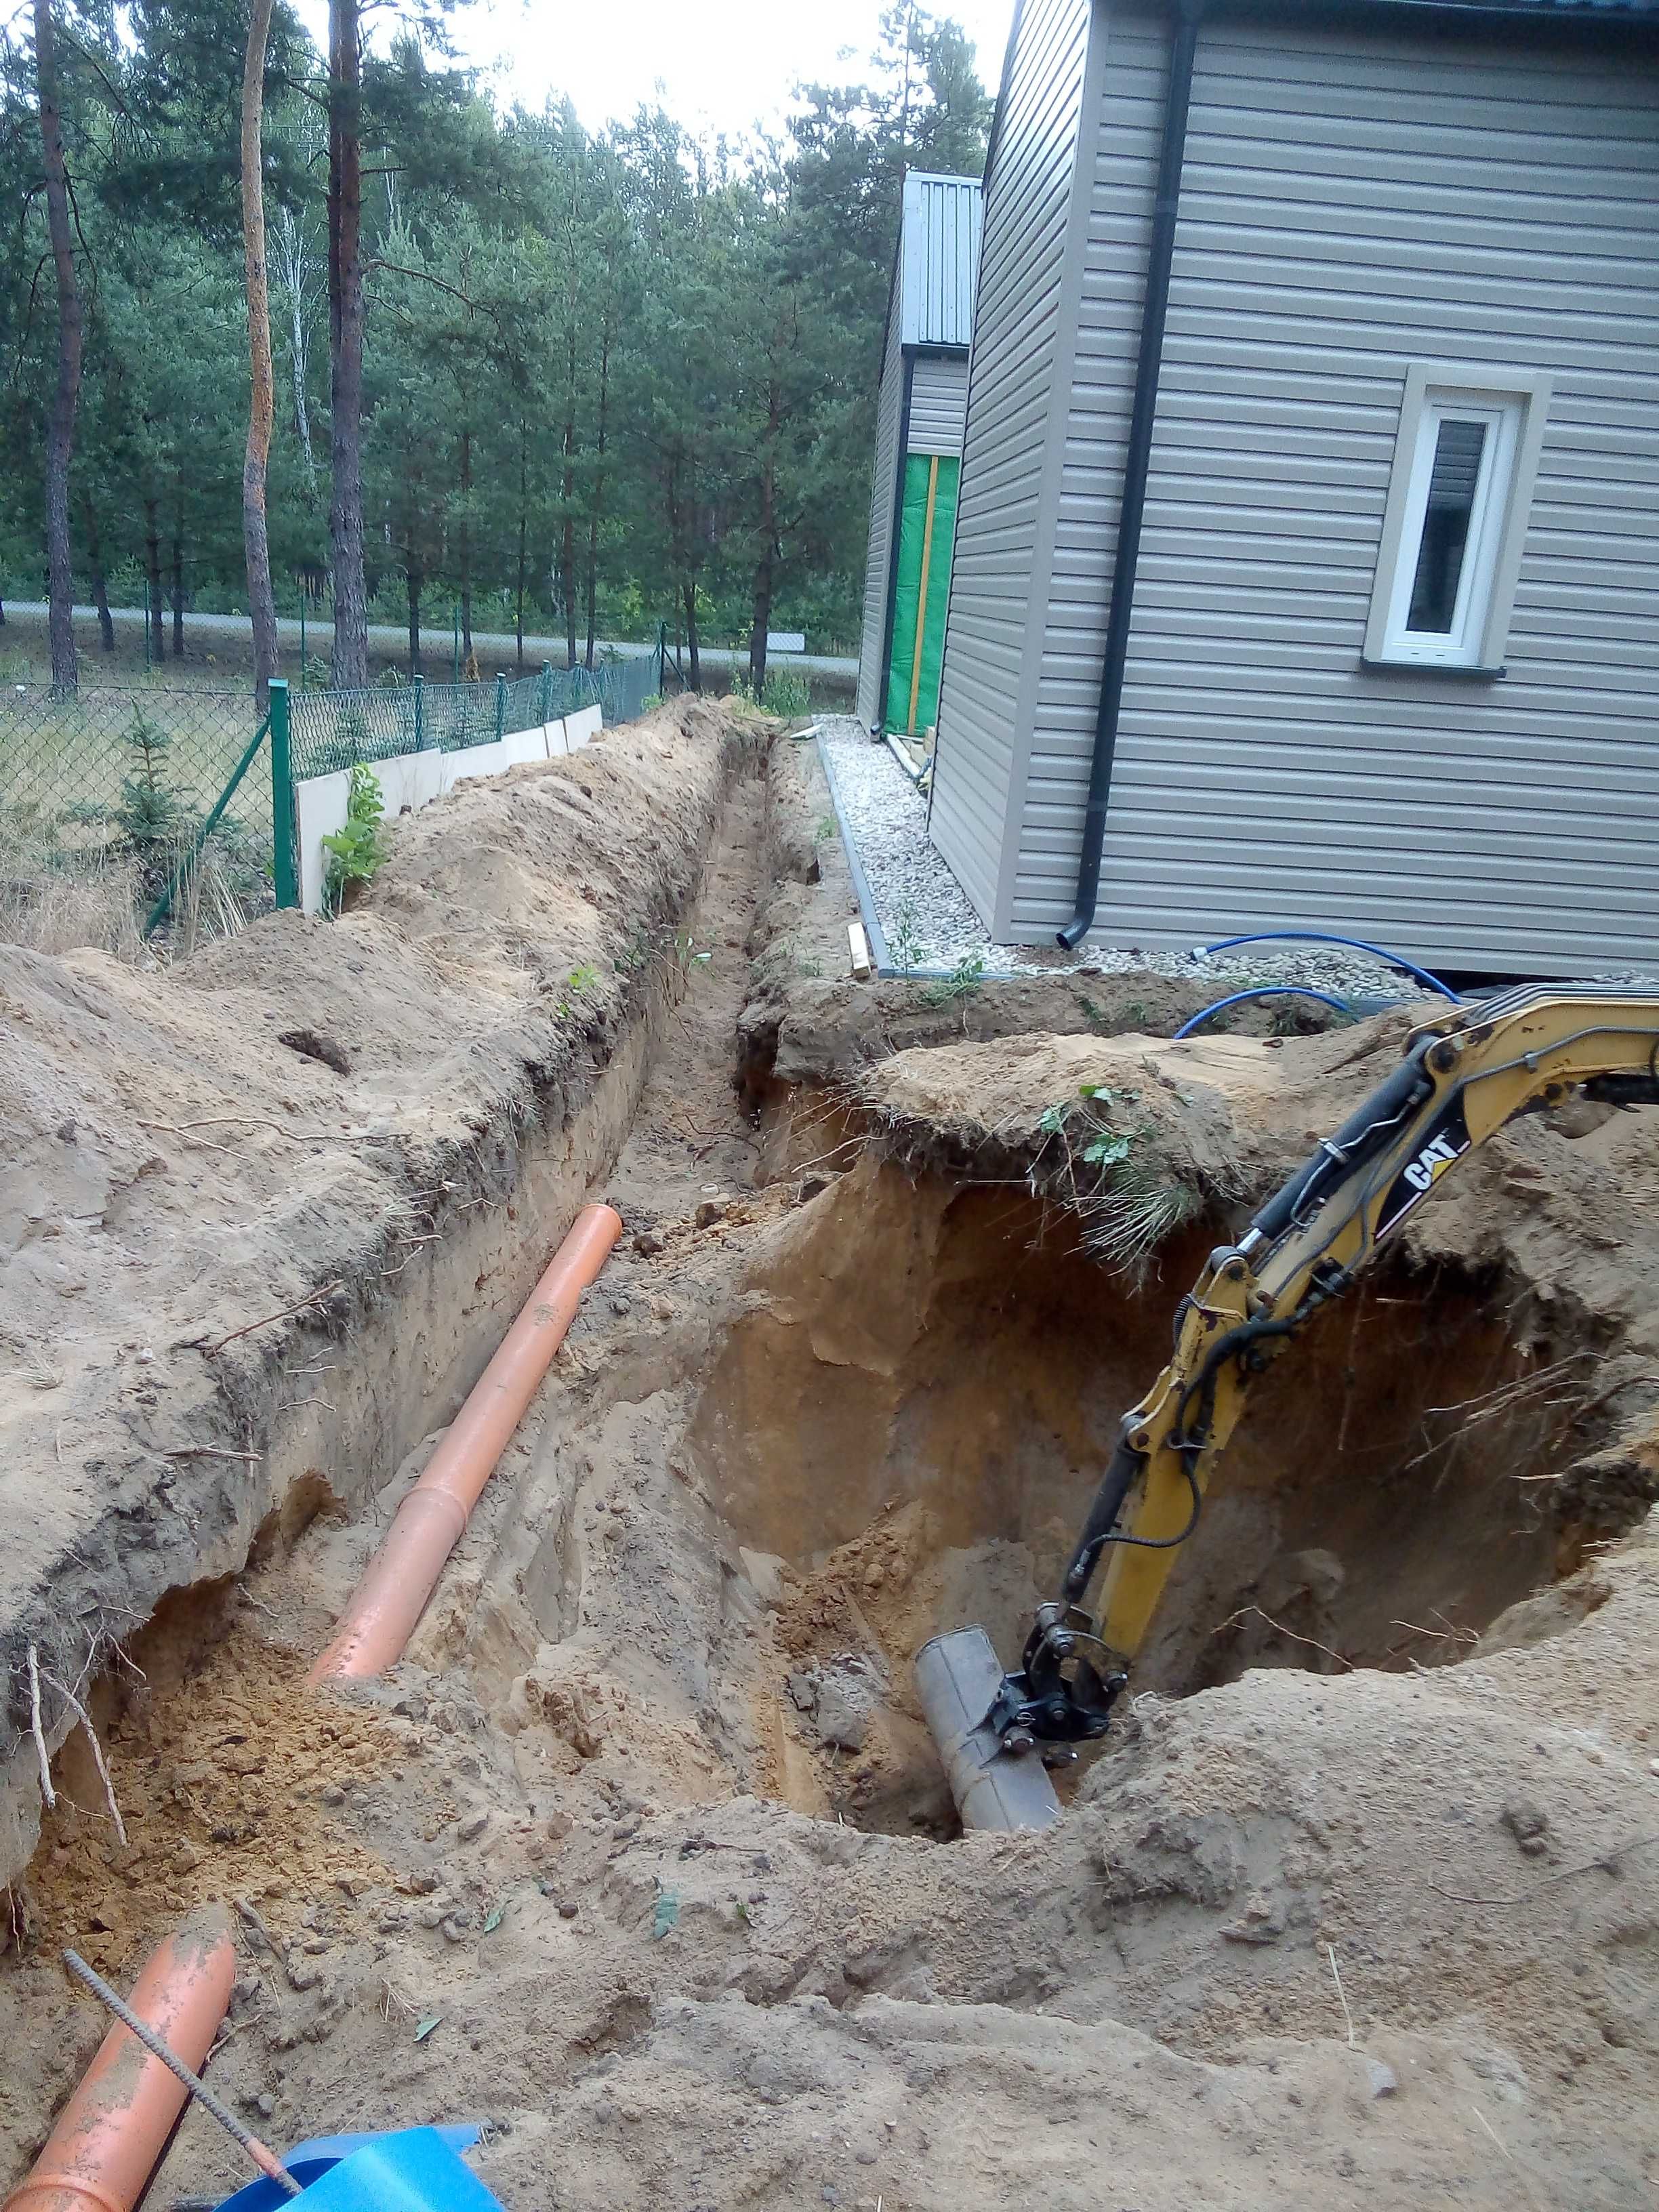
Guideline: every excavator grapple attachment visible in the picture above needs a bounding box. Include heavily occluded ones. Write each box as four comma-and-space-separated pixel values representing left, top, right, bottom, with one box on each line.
914, 1627, 1061, 1832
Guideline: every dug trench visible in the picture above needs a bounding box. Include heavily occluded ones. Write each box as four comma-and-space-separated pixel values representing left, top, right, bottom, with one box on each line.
4, 713, 1659, 2209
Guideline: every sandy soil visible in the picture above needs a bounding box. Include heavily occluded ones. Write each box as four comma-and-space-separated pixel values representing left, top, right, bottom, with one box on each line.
3, 717, 1659, 2211
0, 697, 756, 1872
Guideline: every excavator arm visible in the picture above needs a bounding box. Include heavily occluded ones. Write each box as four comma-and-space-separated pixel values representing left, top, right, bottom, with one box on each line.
916, 983, 1659, 1828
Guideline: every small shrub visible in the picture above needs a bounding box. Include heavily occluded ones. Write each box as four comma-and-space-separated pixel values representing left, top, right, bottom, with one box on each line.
58, 707, 202, 900
888, 899, 928, 979
118, 709, 198, 886
320, 764, 388, 912
920, 951, 985, 1007
760, 670, 811, 719
728, 668, 812, 720
555, 964, 602, 1019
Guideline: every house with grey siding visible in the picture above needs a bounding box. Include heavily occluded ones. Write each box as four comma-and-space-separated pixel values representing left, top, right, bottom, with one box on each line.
855, 172, 984, 739
928, 0, 1659, 977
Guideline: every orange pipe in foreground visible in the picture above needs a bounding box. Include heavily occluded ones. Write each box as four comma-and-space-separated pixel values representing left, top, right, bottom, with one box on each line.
309, 1202, 623, 1682
4, 1908, 234, 2212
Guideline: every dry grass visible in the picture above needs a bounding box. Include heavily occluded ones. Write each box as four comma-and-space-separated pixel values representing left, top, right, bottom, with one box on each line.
0, 813, 150, 960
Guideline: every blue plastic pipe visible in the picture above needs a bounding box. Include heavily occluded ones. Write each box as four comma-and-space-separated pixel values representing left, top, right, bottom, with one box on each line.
1174, 985, 1353, 1040
1199, 930, 1460, 1003
211, 2127, 492, 2212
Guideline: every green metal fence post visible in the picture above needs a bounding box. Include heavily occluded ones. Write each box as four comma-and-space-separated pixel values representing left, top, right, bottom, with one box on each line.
495, 671, 507, 741
143, 705, 274, 937
413, 671, 426, 750
269, 678, 298, 911
540, 660, 552, 724
144, 579, 152, 671
451, 605, 460, 684
300, 598, 308, 687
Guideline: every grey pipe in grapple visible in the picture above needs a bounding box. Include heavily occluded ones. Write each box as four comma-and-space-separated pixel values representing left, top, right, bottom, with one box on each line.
915, 1627, 1061, 1832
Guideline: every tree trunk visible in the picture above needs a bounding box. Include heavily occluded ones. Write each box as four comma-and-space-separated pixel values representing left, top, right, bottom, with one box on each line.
144, 502, 164, 662
559, 478, 576, 670
241, 0, 281, 708
35, 0, 81, 698
748, 539, 774, 699
407, 566, 422, 675
583, 321, 611, 673
459, 426, 472, 660
81, 494, 114, 651
275, 207, 318, 500
328, 0, 369, 688
682, 578, 700, 693
560, 306, 577, 670
171, 514, 184, 655
514, 425, 527, 672
748, 385, 782, 695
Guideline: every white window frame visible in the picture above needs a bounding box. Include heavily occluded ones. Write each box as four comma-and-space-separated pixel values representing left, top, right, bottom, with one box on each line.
1364, 364, 1551, 673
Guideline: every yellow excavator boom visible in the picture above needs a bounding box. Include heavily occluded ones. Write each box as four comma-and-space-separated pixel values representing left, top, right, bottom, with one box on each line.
917, 982, 1659, 1831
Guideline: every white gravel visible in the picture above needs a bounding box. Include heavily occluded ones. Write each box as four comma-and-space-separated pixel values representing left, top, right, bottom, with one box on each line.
817, 716, 1441, 1005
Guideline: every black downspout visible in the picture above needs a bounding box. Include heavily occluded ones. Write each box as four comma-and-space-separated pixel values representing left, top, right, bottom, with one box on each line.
1057, 0, 1202, 949
874, 352, 918, 737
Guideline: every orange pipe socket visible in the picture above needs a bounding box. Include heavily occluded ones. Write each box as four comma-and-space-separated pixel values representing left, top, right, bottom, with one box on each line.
309, 1202, 623, 1682
4, 1908, 234, 2212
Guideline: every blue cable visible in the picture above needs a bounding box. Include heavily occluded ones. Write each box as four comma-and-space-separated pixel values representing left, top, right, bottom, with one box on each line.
1200, 930, 1460, 1003
1174, 985, 1353, 1040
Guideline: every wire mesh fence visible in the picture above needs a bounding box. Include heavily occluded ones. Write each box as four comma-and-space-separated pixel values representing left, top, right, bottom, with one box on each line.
0, 643, 665, 949
287, 652, 664, 780
0, 682, 277, 946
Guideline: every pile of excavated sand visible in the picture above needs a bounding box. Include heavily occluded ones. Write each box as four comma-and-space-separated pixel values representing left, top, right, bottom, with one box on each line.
4, 726, 1659, 2211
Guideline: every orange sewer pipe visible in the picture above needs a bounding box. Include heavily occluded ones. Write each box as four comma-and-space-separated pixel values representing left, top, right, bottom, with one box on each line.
4, 1908, 235, 2212
308, 1202, 623, 1683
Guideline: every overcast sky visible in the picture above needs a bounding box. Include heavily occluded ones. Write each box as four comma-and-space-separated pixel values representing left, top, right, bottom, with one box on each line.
293, 0, 1014, 140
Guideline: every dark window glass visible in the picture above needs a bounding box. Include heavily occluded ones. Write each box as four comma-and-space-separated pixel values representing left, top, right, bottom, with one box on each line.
1407, 417, 1487, 634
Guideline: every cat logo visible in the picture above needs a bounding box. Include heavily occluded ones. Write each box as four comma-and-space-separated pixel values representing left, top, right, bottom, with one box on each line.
1401, 1131, 1463, 1193
1376, 1096, 1473, 1240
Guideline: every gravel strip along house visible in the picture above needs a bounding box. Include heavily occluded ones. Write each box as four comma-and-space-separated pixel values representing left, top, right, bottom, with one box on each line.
926, 0, 1659, 976
854, 170, 985, 743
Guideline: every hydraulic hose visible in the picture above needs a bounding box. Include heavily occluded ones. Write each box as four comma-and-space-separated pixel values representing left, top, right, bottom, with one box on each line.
3, 1908, 235, 2212
309, 1202, 622, 1681
1199, 930, 1460, 1003
1173, 985, 1351, 1039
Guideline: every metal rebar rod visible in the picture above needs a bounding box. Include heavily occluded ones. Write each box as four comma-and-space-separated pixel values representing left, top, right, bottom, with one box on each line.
62, 1948, 302, 2197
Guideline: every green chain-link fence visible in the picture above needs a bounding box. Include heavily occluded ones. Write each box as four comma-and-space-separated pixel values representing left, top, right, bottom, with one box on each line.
0, 682, 279, 941
0, 644, 665, 946
285, 652, 661, 780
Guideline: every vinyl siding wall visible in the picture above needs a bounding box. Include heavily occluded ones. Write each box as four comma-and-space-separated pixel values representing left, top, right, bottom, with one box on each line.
855, 300, 909, 729
907, 354, 971, 455
901, 175, 984, 348
928, 0, 1094, 926
1007, 8, 1659, 974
